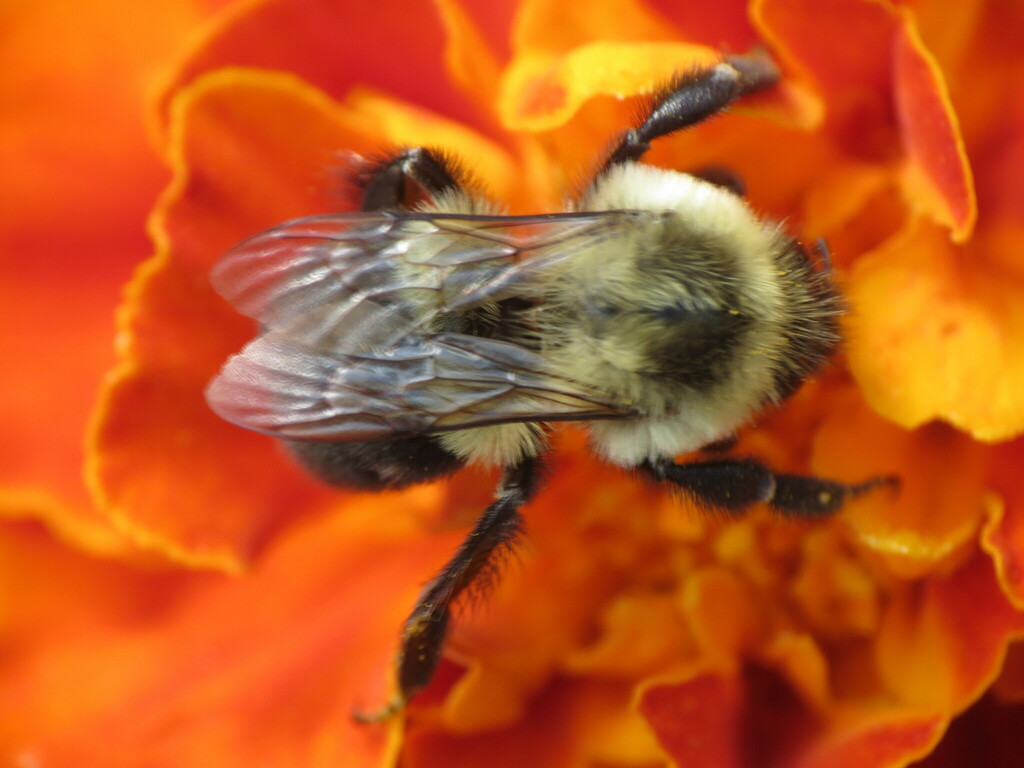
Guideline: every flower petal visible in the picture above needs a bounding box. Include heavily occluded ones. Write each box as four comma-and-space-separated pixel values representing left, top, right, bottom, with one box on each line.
683, 566, 765, 665
874, 551, 1024, 712
89, 70, 390, 570
511, 0, 678, 54
754, 0, 975, 239
790, 528, 881, 638
814, 391, 988, 577
0, 0, 215, 551
563, 592, 693, 679
645, 0, 759, 50
795, 714, 945, 768
846, 217, 1024, 442
992, 641, 1024, 703
500, 40, 719, 132
753, 0, 901, 158
434, 0, 504, 116
404, 678, 663, 768
638, 671, 742, 768
982, 440, 1024, 609
0, 488, 458, 767
893, 16, 976, 242
639, 666, 947, 768
154, 0, 495, 141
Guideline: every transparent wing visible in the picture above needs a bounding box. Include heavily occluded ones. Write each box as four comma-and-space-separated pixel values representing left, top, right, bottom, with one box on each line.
210, 210, 637, 349
207, 210, 639, 439
206, 331, 626, 440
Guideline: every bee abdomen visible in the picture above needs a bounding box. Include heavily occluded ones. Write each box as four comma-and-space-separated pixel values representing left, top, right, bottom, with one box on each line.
285, 436, 464, 490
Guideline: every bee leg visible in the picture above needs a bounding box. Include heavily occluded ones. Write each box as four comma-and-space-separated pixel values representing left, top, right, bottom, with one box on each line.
640, 458, 897, 518
355, 457, 542, 721
699, 433, 740, 453
361, 147, 465, 211
600, 51, 779, 171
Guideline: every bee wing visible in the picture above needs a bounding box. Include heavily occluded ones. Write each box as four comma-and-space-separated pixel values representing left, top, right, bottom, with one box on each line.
210, 210, 634, 348
207, 209, 638, 438
206, 331, 627, 440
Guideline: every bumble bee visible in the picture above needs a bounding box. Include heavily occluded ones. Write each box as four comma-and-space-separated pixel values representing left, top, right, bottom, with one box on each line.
206, 52, 892, 718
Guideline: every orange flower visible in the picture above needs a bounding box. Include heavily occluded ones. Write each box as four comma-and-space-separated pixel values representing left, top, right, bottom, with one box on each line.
3, 0, 1024, 766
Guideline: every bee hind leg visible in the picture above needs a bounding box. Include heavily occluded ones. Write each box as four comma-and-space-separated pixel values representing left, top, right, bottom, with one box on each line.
360, 146, 468, 211
355, 457, 542, 722
639, 458, 898, 518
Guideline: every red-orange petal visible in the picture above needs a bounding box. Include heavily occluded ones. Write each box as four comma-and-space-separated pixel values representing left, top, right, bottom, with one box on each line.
511, 0, 678, 54
88, 70, 388, 570
639, 666, 947, 768
892, 15, 976, 242
874, 550, 1024, 712
754, 0, 974, 240
645, 0, 759, 50
90, 65, 522, 570
795, 714, 946, 768
0, 487, 461, 767
152, 0, 497, 144
639, 671, 742, 767
992, 642, 1024, 704
753, 0, 900, 158
0, 0, 216, 552
814, 391, 988, 577
434, 0, 504, 118
404, 677, 661, 767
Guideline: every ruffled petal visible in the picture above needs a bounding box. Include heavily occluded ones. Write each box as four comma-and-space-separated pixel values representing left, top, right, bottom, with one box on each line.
754, 0, 975, 238
501, 0, 819, 206
88, 71, 375, 570
892, 15, 976, 241
646, 0, 759, 50
403, 678, 663, 768
982, 440, 1024, 609
638, 665, 946, 768
874, 551, 1024, 712
0, 0, 216, 552
511, 0, 677, 53
0, 487, 461, 767
814, 391, 987, 577
434, 0, 505, 117
845, 218, 1024, 442
500, 40, 719, 132
11, 1, 1024, 765
153, 0, 503, 142
91, 65, 519, 570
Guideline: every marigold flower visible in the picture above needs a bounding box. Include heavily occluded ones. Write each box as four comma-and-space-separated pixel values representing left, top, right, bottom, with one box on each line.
2, 0, 1024, 766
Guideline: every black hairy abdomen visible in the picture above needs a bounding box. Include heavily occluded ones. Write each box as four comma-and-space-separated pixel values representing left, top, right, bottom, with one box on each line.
285, 436, 465, 491
651, 305, 752, 388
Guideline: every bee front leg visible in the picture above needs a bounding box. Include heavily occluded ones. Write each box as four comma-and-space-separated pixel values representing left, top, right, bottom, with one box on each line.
360, 146, 466, 211
639, 458, 897, 518
356, 457, 542, 721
